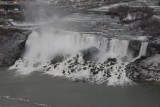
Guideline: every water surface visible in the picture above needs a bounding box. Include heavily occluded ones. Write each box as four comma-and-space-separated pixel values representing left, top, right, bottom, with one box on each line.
0, 68, 160, 107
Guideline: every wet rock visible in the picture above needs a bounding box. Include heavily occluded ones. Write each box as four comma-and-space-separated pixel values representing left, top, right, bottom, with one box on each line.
71, 69, 75, 73
0, 28, 31, 67
128, 40, 141, 57
158, 1, 160, 6
129, 40, 141, 51
81, 46, 99, 62
147, 43, 160, 56
106, 58, 117, 66
46, 67, 51, 71
51, 55, 64, 64
126, 54, 160, 83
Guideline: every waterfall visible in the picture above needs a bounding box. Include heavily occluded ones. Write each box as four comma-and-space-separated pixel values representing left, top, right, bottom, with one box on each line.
109, 39, 129, 58
138, 42, 148, 57
131, 42, 148, 62
9, 28, 148, 86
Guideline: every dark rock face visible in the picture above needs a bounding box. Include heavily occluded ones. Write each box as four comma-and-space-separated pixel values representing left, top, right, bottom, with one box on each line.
147, 43, 160, 56
158, 1, 160, 6
81, 47, 99, 62
126, 54, 160, 83
0, 28, 31, 67
128, 40, 141, 57
51, 54, 65, 64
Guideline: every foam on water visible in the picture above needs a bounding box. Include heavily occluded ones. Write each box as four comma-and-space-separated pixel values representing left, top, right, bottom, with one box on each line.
0, 96, 51, 107
9, 28, 148, 86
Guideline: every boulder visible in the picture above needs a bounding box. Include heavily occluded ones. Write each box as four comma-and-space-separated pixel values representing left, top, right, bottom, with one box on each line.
81, 46, 99, 62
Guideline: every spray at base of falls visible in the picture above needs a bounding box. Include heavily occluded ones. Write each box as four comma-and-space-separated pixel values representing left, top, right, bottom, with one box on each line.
9, 29, 148, 86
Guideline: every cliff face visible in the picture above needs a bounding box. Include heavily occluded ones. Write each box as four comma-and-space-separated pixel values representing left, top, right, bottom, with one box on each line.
0, 28, 31, 67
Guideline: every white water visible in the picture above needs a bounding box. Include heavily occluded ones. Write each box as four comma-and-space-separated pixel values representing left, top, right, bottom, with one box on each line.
0, 96, 51, 107
138, 42, 148, 57
131, 42, 148, 62
10, 28, 148, 86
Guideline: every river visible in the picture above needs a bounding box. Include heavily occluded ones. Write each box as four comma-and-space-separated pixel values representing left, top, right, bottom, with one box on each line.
0, 67, 160, 107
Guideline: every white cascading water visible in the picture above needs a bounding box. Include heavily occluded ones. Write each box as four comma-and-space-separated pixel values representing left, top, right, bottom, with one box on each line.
138, 42, 148, 57
10, 28, 148, 86
131, 42, 148, 62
